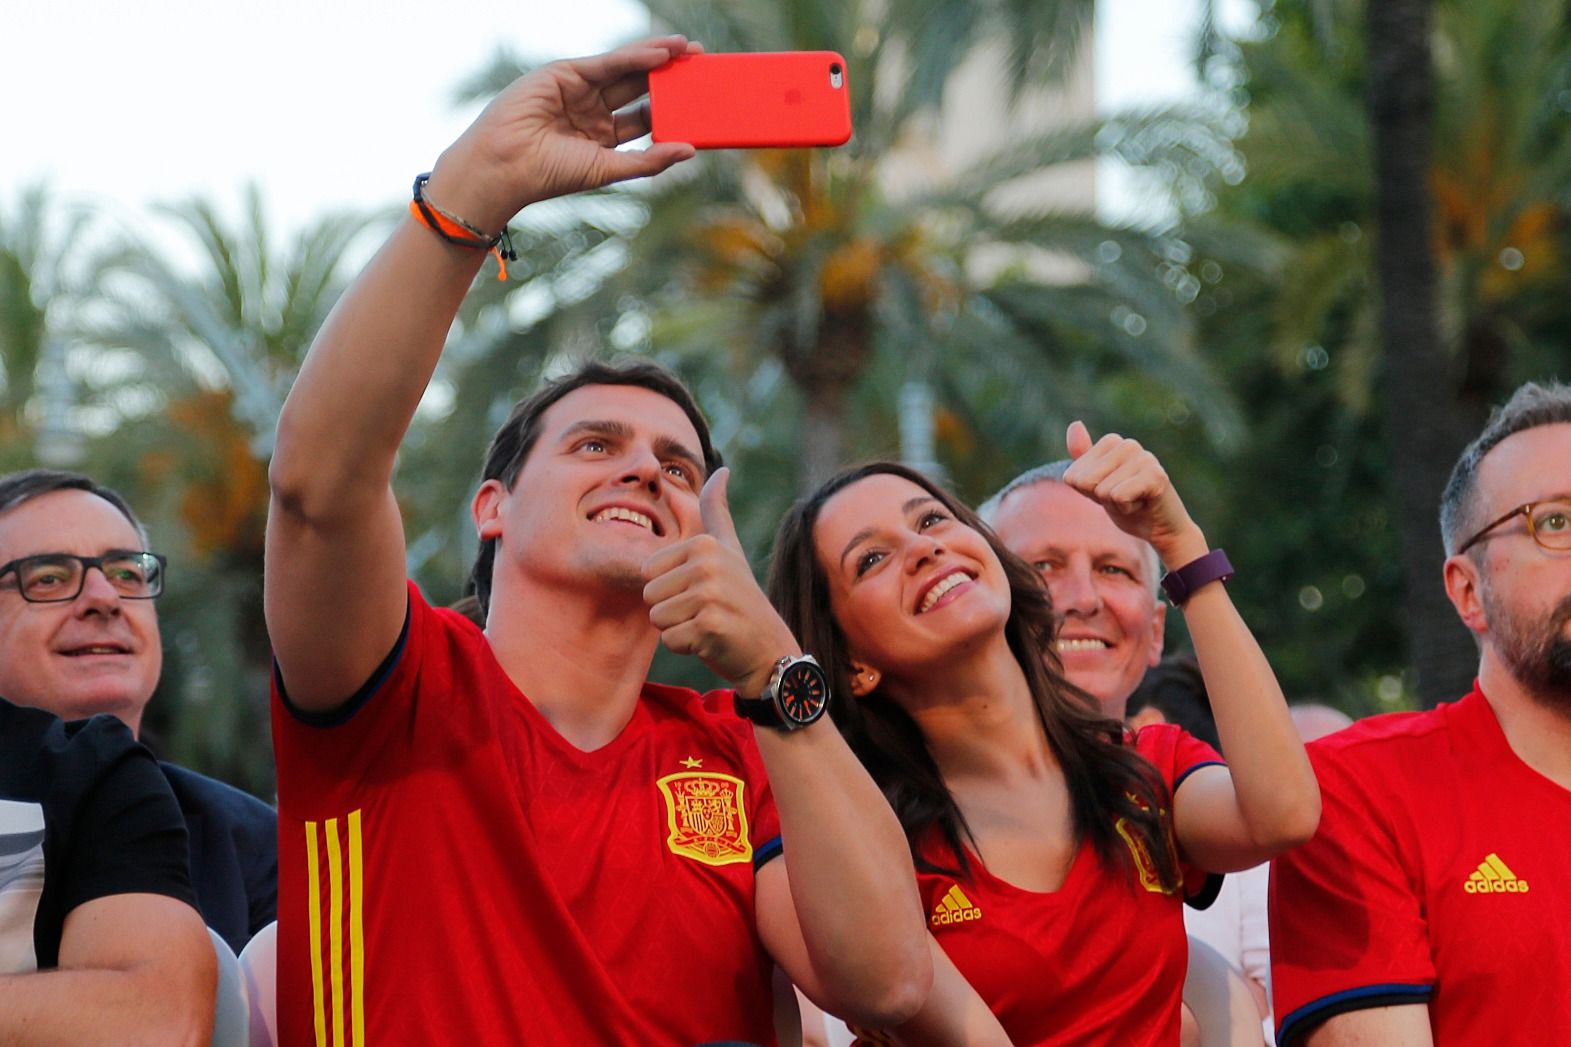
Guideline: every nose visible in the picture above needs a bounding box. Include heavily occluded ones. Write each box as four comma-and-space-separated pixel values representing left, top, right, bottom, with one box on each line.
904, 531, 944, 574
1047, 559, 1101, 618
617, 446, 663, 495
73, 566, 124, 617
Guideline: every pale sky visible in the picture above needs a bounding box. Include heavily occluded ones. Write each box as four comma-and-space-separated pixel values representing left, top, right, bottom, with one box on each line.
3, 0, 1251, 242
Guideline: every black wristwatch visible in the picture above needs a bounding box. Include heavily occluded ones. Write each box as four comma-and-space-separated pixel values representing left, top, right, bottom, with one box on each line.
733, 655, 831, 731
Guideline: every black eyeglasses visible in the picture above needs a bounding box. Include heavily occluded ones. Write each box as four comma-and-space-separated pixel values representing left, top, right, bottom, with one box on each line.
1456, 499, 1571, 556
0, 551, 167, 603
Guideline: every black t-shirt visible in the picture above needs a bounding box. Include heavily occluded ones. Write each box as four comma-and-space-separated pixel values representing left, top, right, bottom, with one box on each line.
0, 697, 195, 971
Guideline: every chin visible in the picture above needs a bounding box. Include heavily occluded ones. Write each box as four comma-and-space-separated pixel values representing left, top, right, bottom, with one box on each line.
27, 688, 141, 729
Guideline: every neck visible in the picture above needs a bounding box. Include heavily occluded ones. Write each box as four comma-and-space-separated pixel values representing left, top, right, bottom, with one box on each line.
890, 633, 1058, 782
1478, 651, 1571, 790
485, 576, 657, 751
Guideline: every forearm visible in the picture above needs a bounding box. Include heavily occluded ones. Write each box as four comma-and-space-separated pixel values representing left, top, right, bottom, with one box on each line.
755, 720, 931, 1024
271, 218, 485, 522
879, 938, 1012, 1047
1178, 573, 1319, 852
0, 967, 211, 1047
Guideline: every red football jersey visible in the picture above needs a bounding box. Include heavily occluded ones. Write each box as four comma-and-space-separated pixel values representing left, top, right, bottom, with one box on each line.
1270, 685, 1571, 1045
855, 724, 1223, 1047
271, 582, 782, 1046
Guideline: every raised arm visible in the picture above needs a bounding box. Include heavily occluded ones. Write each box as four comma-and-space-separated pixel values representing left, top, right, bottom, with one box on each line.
0, 893, 216, 1047
266, 37, 698, 712
1062, 422, 1319, 871
642, 470, 931, 1025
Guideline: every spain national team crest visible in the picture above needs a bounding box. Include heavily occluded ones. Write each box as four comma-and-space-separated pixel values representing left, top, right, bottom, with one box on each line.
656, 771, 753, 866
1115, 815, 1179, 896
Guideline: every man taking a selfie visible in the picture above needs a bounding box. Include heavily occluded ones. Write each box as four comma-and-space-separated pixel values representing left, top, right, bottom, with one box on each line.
265, 36, 928, 1045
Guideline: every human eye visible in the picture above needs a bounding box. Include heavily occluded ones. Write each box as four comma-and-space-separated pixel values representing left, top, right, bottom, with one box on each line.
1100, 563, 1135, 579
664, 461, 693, 485
575, 437, 608, 454
19, 557, 76, 596
105, 558, 148, 585
917, 509, 950, 529
855, 549, 886, 577
1535, 502, 1571, 536
1032, 559, 1059, 573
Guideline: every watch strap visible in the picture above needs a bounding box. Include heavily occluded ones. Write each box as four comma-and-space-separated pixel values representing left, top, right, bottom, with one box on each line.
733, 655, 796, 728
1160, 548, 1234, 606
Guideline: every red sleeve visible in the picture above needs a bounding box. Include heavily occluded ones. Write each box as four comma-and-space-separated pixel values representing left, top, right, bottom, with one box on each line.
1269, 743, 1434, 1045
1134, 724, 1226, 904
271, 581, 479, 820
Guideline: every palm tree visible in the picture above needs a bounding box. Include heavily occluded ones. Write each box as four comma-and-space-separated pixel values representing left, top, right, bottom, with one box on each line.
449, 0, 1240, 504
1205, 0, 1571, 703
79, 188, 375, 792
0, 185, 95, 469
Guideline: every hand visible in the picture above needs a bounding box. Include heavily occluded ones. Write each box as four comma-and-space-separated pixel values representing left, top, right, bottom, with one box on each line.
424, 35, 700, 233
1063, 420, 1208, 567
642, 468, 800, 695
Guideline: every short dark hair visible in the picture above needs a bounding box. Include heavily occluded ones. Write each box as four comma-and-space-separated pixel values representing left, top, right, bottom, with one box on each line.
1440, 380, 1571, 555
0, 469, 149, 546
1125, 655, 1222, 752
467, 358, 723, 617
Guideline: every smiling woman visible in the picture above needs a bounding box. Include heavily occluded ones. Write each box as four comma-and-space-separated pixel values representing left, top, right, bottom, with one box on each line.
766, 447, 1318, 1047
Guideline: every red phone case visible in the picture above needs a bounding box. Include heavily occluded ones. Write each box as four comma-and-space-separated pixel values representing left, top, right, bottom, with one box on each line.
649, 52, 852, 149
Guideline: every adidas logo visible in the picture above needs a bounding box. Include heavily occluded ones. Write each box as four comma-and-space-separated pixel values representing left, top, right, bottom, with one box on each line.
930, 884, 982, 927
1464, 852, 1529, 894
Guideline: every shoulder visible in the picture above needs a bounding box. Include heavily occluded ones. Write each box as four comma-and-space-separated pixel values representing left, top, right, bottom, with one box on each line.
1306, 702, 1457, 783
159, 763, 276, 827
644, 682, 742, 732
1131, 722, 1224, 788
0, 702, 150, 798
643, 683, 768, 768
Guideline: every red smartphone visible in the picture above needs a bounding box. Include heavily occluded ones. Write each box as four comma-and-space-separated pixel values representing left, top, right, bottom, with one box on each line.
649, 51, 852, 149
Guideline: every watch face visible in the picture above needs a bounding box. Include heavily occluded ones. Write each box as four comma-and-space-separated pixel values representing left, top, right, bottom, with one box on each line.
779, 662, 830, 725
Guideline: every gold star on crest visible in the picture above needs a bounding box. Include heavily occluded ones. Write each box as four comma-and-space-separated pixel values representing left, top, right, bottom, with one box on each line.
680, 756, 703, 769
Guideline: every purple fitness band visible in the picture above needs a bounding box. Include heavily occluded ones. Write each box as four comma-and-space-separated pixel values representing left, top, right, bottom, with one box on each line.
1160, 548, 1234, 606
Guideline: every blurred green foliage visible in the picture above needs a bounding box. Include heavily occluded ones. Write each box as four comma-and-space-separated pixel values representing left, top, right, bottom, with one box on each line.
2, 0, 1568, 793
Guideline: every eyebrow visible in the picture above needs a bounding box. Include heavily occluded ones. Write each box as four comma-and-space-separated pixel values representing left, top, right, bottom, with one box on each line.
838, 496, 943, 569
559, 420, 706, 479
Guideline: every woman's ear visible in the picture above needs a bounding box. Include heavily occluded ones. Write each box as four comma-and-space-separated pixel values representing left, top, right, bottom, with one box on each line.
848, 664, 882, 698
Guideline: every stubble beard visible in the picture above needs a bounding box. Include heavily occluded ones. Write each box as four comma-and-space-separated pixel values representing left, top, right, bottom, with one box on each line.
1485, 586, 1571, 713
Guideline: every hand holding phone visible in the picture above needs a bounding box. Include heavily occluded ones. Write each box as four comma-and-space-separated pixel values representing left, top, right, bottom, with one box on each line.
649, 51, 853, 149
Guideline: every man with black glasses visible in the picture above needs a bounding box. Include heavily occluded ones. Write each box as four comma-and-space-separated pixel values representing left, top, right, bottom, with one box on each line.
0, 468, 219, 1042
0, 470, 277, 955
1271, 380, 1571, 1045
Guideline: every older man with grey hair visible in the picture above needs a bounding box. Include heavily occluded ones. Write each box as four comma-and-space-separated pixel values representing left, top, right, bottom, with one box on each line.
1272, 379, 1571, 1046
980, 459, 1166, 719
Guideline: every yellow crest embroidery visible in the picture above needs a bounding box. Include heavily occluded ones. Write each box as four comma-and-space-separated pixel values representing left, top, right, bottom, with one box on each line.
656, 771, 753, 866
1115, 815, 1178, 895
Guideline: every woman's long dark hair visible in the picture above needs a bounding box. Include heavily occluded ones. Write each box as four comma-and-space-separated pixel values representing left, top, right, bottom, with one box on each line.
767, 462, 1181, 890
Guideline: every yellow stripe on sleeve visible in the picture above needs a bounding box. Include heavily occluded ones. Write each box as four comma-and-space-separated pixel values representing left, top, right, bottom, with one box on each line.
327, 817, 346, 1047
349, 810, 366, 1047
306, 821, 328, 1047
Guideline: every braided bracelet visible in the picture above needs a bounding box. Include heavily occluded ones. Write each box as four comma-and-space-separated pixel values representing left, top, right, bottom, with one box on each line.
409, 172, 517, 281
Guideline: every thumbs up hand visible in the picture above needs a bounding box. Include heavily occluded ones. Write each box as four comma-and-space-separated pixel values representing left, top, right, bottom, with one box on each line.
1061, 421, 1209, 568
643, 468, 801, 695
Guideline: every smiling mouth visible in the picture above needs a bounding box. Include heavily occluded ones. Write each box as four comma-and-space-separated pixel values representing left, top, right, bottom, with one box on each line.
1055, 638, 1110, 653
63, 645, 132, 657
918, 572, 974, 614
589, 507, 663, 536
